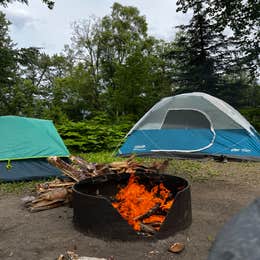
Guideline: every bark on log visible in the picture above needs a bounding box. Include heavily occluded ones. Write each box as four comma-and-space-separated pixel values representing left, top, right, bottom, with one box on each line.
29, 200, 66, 212
39, 188, 68, 201
48, 157, 85, 181
139, 223, 156, 235
149, 222, 162, 227
70, 156, 98, 176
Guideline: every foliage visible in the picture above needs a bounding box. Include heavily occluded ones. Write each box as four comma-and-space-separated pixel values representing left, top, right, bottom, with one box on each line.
167, 2, 259, 105
0, 2, 258, 123
56, 114, 134, 153
79, 152, 122, 164
0, 0, 54, 8
167, 12, 228, 95
240, 108, 260, 131
176, 0, 259, 79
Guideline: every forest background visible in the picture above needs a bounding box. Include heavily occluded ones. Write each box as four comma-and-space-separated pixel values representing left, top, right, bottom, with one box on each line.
0, 0, 259, 153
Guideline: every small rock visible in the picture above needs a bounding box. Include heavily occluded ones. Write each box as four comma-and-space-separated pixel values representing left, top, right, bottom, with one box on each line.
168, 242, 185, 253
148, 250, 160, 255
21, 196, 35, 203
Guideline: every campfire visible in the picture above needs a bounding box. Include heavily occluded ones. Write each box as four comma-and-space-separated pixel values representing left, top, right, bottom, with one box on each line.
24, 155, 192, 240
73, 171, 191, 240
112, 170, 174, 233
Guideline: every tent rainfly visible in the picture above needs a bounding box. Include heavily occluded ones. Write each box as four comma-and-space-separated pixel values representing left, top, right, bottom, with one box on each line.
0, 116, 70, 181
118, 92, 260, 161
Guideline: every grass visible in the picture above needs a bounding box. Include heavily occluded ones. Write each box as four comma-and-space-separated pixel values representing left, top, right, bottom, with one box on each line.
79, 151, 122, 163
0, 180, 43, 194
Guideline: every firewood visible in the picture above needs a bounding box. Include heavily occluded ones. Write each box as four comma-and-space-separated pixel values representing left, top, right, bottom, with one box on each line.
36, 181, 74, 195
139, 223, 156, 235
30, 197, 46, 204
126, 154, 136, 162
70, 155, 98, 176
57, 255, 64, 260
149, 222, 162, 227
109, 161, 129, 168
151, 160, 169, 173
39, 188, 68, 201
47, 182, 75, 188
25, 155, 171, 214
30, 198, 65, 208
48, 157, 84, 181
134, 203, 161, 221
95, 164, 110, 175
110, 167, 125, 172
30, 201, 65, 212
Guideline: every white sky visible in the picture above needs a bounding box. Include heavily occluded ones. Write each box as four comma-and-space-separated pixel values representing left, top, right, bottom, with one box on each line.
1, 0, 190, 54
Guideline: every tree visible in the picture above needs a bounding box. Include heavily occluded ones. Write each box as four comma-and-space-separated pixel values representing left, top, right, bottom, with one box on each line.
167, 7, 228, 95
0, 11, 19, 114
98, 3, 165, 117
0, 0, 54, 8
0, 12, 56, 116
99, 2, 148, 87
65, 3, 174, 119
69, 17, 103, 111
52, 64, 101, 121
176, 0, 259, 78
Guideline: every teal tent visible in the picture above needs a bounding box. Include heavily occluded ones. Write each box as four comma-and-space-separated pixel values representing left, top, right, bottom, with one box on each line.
0, 116, 70, 181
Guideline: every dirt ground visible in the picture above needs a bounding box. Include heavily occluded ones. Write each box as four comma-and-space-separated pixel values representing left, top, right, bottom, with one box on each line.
0, 161, 259, 260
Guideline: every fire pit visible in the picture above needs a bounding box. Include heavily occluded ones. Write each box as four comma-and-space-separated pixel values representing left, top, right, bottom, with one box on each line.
72, 172, 191, 240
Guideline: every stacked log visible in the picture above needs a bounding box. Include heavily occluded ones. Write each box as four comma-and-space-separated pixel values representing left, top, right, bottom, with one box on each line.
24, 178, 73, 212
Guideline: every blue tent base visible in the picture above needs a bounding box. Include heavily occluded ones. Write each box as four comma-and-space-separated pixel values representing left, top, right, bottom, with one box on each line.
118, 129, 260, 161
0, 158, 63, 182
118, 151, 260, 162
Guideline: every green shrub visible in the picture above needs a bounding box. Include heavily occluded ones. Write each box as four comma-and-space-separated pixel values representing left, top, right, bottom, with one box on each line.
240, 107, 260, 131
57, 107, 260, 154
56, 116, 134, 153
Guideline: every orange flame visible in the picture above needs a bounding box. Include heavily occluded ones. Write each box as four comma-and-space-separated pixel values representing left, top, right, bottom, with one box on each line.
112, 173, 174, 231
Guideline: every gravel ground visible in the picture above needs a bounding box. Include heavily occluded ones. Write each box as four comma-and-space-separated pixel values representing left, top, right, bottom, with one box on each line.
0, 161, 259, 260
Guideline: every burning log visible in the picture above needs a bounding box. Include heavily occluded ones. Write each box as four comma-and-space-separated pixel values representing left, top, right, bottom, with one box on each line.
134, 203, 161, 221
149, 222, 162, 228
112, 170, 174, 235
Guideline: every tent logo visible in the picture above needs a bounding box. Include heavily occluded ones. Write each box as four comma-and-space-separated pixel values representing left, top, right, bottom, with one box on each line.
231, 148, 251, 153
133, 145, 146, 151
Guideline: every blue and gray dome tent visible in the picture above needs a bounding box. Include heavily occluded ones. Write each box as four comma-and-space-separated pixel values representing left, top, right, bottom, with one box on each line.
118, 92, 260, 161
0, 116, 70, 181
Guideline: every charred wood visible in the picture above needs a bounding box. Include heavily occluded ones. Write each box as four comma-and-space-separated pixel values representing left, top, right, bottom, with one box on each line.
139, 223, 157, 235
134, 203, 161, 221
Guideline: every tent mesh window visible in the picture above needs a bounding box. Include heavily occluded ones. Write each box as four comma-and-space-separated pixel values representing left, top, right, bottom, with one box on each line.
161, 110, 211, 129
